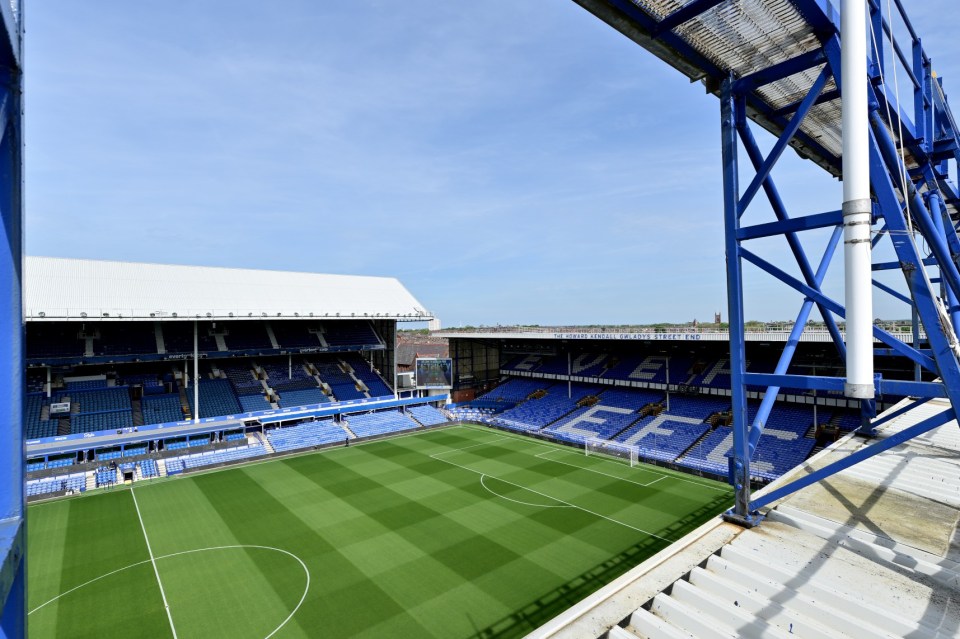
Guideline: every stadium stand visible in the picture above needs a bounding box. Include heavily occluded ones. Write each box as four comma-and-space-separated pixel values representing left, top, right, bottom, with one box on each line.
61, 386, 131, 413
833, 410, 862, 431
223, 365, 263, 394
24, 392, 56, 439
141, 393, 184, 425
95, 467, 118, 487
139, 459, 159, 478
492, 384, 598, 432
276, 388, 328, 408
458, 375, 819, 481
162, 322, 219, 353
447, 405, 496, 422
64, 378, 108, 390
620, 417, 711, 463
187, 379, 242, 418
26, 473, 86, 497
322, 320, 381, 346
239, 394, 273, 411
266, 419, 348, 452
271, 321, 321, 348
261, 361, 331, 408
96, 448, 122, 461
223, 365, 273, 411
121, 373, 167, 393
407, 405, 447, 427
665, 395, 730, 419
482, 378, 547, 402
752, 432, 817, 480
342, 355, 393, 397
71, 411, 134, 434
546, 388, 662, 444
536, 353, 610, 377
222, 322, 273, 350
345, 410, 418, 438
46, 456, 74, 470
499, 354, 543, 372
312, 359, 365, 401
166, 436, 211, 452
26, 371, 45, 393
26, 323, 85, 358
94, 323, 158, 356
175, 443, 266, 470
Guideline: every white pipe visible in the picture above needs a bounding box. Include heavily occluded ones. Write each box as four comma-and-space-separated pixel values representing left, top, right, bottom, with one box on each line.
193, 320, 200, 422
841, 0, 875, 399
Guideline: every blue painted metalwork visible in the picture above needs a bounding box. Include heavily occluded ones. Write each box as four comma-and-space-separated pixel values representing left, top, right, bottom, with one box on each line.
0, 1, 23, 634
572, 0, 960, 524
737, 210, 844, 241
720, 77, 754, 522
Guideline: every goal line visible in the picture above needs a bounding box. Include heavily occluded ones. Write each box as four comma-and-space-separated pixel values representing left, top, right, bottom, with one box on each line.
584, 438, 638, 467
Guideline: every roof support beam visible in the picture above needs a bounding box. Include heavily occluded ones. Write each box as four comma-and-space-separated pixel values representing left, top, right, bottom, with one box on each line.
734, 50, 827, 94
652, 0, 727, 37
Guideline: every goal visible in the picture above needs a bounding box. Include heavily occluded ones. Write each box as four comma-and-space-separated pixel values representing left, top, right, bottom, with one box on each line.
584, 437, 638, 467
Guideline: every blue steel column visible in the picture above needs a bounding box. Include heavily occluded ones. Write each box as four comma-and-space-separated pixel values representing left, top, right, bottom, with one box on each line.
0, 5, 23, 635
720, 77, 753, 523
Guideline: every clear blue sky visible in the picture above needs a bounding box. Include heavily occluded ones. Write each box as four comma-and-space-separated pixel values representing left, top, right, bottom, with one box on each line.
25, 1, 958, 326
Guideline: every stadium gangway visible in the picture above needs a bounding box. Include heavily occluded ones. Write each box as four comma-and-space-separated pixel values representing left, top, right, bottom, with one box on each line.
573, 0, 960, 525
0, 0, 23, 633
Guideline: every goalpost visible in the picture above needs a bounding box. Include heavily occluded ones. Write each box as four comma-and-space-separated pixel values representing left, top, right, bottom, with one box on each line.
584, 437, 638, 467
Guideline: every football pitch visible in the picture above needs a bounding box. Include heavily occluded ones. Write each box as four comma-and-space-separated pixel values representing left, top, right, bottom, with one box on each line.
27, 425, 732, 638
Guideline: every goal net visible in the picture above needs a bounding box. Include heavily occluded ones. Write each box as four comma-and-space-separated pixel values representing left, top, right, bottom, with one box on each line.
584, 438, 638, 467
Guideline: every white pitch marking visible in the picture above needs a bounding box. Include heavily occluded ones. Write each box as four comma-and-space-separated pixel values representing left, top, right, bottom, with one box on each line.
430, 435, 512, 457
431, 453, 674, 543
479, 474, 571, 509
30, 545, 310, 639
131, 487, 179, 638
459, 424, 730, 493
535, 448, 667, 487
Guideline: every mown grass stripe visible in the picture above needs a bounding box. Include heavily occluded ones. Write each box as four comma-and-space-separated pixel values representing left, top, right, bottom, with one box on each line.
28, 424, 733, 639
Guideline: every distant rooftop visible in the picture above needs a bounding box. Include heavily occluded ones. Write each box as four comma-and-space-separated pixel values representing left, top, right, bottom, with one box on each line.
436, 323, 924, 343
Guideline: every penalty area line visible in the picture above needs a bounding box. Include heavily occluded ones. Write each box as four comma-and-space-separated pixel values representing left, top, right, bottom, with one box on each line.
536, 448, 667, 487
431, 453, 675, 543
430, 434, 512, 458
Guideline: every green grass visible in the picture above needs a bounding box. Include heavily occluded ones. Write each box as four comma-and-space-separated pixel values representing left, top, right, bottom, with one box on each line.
27, 425, 732, 638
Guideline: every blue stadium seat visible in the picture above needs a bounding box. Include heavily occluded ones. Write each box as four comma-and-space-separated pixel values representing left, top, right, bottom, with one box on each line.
407, 405, 447, 426
344, 410, 419, 438
142, 393, 184, 425
172, 443, 268, 471
266, 419, 348, 452
492, 384, 599, 432
26, 473, 86, 497
186, 379, 242, 418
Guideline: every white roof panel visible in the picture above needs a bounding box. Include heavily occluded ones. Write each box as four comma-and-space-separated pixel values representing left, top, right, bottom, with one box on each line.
24, 256, 432, 322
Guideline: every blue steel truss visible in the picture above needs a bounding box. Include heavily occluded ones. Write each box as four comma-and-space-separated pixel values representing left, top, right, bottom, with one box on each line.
573, 0, 960, 525
0, 1, 23, 636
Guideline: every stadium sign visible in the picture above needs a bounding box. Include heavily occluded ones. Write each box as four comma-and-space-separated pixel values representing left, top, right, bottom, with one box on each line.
552, 332, 702, 341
